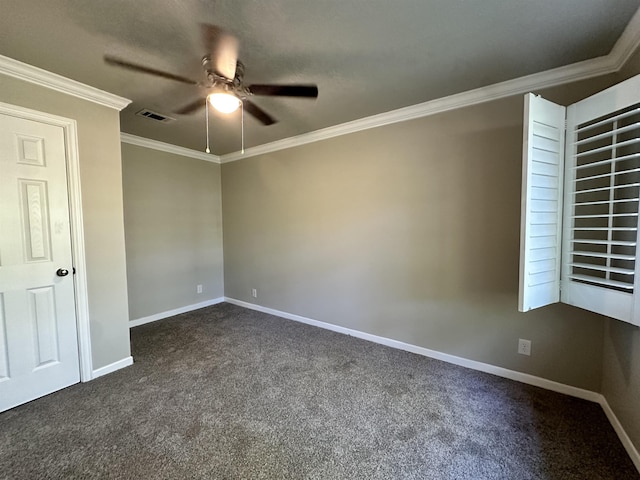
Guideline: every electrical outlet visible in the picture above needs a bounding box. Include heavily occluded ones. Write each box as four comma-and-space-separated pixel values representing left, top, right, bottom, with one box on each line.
518, 338, 532, 356
197, 284, 203, 294
252, 288, 257, 298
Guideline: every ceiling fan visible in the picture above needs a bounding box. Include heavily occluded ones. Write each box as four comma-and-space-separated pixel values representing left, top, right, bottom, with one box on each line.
104, 24, 319, 126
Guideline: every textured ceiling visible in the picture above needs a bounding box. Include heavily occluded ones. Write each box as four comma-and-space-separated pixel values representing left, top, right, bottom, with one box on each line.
1, 0, 639, 155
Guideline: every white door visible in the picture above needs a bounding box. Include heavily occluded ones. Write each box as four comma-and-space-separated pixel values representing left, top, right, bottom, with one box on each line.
0, 113, 80, 412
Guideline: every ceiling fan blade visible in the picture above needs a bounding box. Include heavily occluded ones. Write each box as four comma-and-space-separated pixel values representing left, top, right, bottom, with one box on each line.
248, 84, 318, 98
201, 24, 239, 80
243, 100, 277, 126
175, 98, 207, 115
104, 55, 198, 85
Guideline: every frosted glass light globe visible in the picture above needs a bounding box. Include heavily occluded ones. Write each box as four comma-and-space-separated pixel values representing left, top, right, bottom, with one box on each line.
208, 93, 241, 113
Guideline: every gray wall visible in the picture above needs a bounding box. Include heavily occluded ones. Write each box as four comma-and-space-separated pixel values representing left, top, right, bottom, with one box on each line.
122, 144, 224, 320
222, 94, 609, 391
0, 74, 131, 370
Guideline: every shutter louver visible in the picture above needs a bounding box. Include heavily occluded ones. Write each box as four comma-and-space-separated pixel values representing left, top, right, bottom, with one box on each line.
568, 107, 640, 292
519, 94, 566, 312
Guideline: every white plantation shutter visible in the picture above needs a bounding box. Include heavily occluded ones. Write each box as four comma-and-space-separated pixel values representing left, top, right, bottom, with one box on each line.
561, 75, 640, 325
519, 75, 640, 325
519, 94, 566, 312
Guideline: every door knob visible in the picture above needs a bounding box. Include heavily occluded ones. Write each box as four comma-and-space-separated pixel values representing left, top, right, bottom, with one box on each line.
56, 268, 69, 277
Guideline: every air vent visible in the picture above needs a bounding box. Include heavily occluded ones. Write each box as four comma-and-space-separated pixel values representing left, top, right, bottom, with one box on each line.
135, 109, 175, 123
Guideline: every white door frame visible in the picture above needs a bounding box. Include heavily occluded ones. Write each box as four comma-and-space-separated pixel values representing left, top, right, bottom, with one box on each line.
0, 101, 92, 382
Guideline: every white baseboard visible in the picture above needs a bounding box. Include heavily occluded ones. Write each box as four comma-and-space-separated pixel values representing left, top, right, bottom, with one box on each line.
129, 297, 225, 328
224, 297, 640, 473
91, 356, 133, 380
224, 297, 600, 401
600, 396, 640, 472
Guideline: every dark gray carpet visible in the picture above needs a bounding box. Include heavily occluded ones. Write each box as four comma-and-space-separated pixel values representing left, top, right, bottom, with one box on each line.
0, 303, 637, 479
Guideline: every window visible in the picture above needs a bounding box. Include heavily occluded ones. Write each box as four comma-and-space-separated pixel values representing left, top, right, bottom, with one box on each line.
519, 74, 640, 326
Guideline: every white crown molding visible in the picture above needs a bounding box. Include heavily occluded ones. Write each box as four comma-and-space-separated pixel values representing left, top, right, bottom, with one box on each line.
222, 56, 616, 163
0, 54, 131, 111
609, 6, 640, 70
120, 133, 221, 163
222, 7, 640, 163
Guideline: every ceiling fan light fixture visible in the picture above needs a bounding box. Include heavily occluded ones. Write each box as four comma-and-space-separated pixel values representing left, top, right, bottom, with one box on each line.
208, 92, 241, 113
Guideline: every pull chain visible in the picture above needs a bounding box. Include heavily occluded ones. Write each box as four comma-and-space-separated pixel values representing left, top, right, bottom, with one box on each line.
205, 97, 211, 154
241, 101, 245, 154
